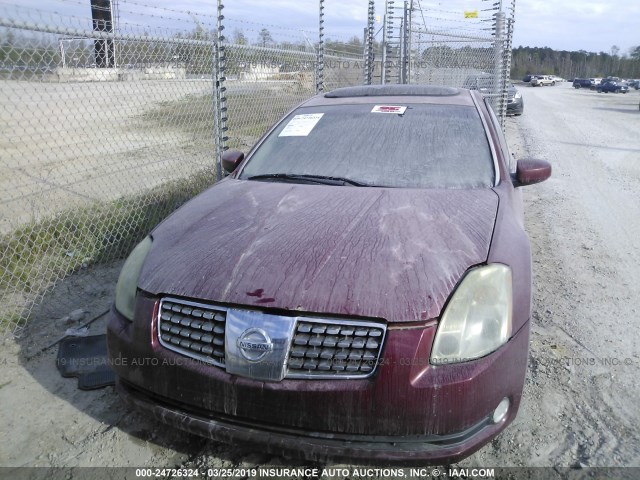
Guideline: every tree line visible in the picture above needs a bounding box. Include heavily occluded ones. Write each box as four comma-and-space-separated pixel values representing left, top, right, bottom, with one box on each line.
511, 45, 640, 80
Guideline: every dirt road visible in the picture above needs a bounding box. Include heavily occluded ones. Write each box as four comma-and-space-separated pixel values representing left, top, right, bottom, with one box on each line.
1, 82, 639, 471
468, 83, 640, 467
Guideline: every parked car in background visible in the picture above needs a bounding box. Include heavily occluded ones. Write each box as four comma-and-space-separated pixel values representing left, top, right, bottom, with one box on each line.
597, 81, 629, 93
463, 73, 495, 94
507, 83, 524, 115
107, 84, 551, 464
551, 76, 565, 83
531, 75, 555, 86
628, 79, 640, 90
572, 78, 594, 89
463, 74, 522, 115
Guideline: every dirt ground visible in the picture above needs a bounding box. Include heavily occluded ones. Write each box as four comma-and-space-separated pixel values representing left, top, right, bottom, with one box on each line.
0, 79, 217, 234
1, 82, 639, 472
0, 79, 310, 234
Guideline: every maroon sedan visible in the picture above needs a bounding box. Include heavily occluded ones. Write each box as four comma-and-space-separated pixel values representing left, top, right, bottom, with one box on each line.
107, 85, 551, 464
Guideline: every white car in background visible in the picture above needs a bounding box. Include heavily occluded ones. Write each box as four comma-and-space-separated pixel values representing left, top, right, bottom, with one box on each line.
531, 75, 556, 86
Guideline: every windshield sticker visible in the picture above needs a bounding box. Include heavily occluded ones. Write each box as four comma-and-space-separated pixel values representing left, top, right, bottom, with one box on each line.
279, 113, 324, 137
371, 105, 407, 115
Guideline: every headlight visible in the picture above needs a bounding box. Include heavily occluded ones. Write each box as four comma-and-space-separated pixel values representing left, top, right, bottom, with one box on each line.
515, 92, 522, 99
431, 264, 512, 364
115, 236, 153, 321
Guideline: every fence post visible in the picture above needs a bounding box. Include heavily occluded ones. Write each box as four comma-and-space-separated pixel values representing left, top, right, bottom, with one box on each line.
383, 1, 395, 84
406, 1, 413, 83
316, 0, 325, 93
213, 0, 228, 180
364, 0, 375, 85
493, 10, 506, 124
401, 1, 409, 83
503, 0, 517, 121
381, 12, 387, 84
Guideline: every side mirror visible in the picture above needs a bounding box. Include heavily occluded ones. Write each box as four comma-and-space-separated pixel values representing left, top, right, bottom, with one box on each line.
221, 150, 245, 174
511, 159, 552, 188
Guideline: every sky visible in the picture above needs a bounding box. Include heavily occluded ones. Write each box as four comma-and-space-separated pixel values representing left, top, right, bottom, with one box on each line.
144, 0, 639, 55
5, 0, 639, 55
510, 1, 639, 53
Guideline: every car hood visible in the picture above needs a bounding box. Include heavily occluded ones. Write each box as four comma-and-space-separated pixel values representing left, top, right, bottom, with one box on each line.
139, 179, 499, 322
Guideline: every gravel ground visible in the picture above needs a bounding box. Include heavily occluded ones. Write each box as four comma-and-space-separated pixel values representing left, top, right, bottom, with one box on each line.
1, 82, 639, 472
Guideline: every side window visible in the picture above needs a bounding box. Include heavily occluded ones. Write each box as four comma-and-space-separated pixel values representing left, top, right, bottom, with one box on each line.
484, 99, 515, 173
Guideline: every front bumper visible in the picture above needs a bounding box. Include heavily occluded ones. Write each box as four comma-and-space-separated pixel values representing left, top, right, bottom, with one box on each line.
506, 99, 523, 115
118, 378, 501, 464
107, 294, 530, 463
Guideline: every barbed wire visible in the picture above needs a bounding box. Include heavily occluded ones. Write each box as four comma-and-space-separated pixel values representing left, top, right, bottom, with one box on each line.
118, 0, 217, 19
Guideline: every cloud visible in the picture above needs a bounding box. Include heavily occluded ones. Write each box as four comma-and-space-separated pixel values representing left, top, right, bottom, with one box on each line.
513, 0, 639, 52
6, 0, 637, 53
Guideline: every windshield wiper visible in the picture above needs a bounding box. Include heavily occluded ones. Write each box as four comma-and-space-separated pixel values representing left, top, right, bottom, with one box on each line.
245, 173, 371, 187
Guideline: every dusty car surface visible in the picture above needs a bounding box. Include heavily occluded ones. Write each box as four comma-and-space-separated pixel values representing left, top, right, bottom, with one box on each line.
107, 84, 551, 464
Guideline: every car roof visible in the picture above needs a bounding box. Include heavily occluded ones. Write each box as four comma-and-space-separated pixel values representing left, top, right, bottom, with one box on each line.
300, 84, 478, 107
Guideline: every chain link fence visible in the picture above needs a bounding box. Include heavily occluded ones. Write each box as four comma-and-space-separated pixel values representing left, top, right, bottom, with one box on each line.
407, 0, 516, 120
1, 0, 516, 337
0, 0, 389, 338
216, 14, 317, 157
216, 1, 371, 159
1, 0, 220, 336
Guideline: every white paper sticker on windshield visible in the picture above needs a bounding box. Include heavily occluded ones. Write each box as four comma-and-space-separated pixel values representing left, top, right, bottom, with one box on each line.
279, 113, 324, 137
371, 105, 407, 114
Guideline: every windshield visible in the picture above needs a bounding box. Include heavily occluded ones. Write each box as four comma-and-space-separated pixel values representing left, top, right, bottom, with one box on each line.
239, 103, 495, 189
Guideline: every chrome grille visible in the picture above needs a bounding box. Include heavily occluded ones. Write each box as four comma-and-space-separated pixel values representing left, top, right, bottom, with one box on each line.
286, 320, 386, 379
157, 298, 226, 367
157, 297, 387, 380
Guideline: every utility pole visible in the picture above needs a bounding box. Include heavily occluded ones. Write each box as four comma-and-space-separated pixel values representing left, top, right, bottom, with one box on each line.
90, 0, 115, 67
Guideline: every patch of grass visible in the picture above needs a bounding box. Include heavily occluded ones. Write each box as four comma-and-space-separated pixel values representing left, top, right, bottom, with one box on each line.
0, 170, 213, 337
139, 93, 215, 140
0, 312, 23, 337
139, 88, 313, 152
